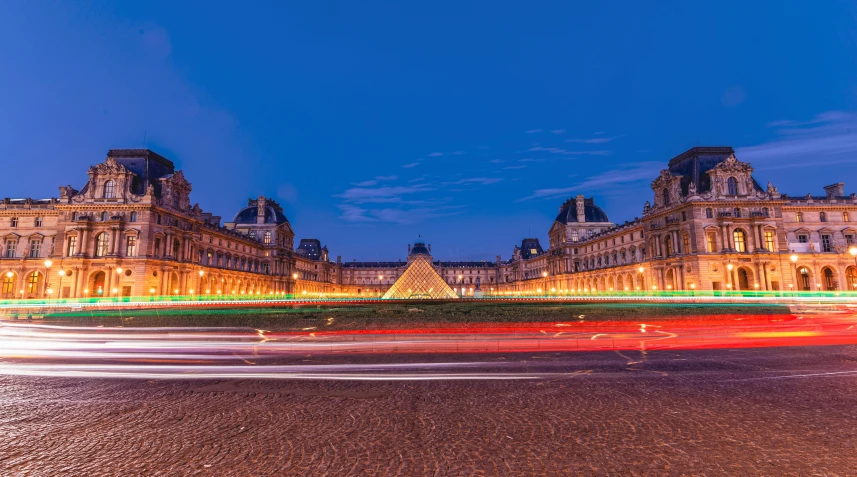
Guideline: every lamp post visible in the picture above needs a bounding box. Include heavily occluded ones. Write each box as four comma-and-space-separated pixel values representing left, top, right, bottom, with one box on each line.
790, 254, 799, 293
43, 259, 52, 298
542, 271, 548, 297
726, 262, 734, 292
378, 275, 383, 297
58, 269, 66, 299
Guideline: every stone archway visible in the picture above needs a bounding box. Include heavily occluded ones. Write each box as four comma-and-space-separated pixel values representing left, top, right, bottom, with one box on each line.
796, 266, 813, 291
846, 266, 857, 291
89, 270, 106, 297
821, 267, 837, 291
737, 267, 753, 291
665, 269, 675, 290
168, 272, 180, 294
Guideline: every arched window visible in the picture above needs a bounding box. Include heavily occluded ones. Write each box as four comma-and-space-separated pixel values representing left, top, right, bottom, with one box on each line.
705, 208, 713, 219
727, 177, 738, 195
733, 229, 746, 252
823, 267, 836, 290
95, 232, 110, 257
103, 180, 115, 198
662, 188, 670, 206
846, 267, 857, 290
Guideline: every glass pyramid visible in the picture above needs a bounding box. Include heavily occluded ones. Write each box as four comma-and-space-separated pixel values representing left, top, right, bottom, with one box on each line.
382, 256, 459, 300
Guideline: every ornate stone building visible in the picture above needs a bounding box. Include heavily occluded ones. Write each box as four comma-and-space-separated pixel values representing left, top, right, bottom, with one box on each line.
2, 146, 856, 299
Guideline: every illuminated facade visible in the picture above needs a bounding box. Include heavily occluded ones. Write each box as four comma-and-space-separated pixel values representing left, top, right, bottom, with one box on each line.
2, 146, 856, 299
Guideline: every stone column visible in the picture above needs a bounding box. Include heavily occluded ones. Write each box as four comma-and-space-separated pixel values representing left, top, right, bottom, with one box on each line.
79, 229, 89, 256
105, 267, 113, 296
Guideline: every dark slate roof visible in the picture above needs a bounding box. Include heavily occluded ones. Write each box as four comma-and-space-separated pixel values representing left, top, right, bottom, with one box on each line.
520, 238, 544, 259
666, 146, 764, 195
296, 239, 322, 260
410, 239, 430, 256
107, 149, 175, 196
435, 261, 495, 268
554, 197, 609, 224
232, 205, 289, 225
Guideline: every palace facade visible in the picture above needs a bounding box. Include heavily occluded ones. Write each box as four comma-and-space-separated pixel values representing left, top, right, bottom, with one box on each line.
1, 146, 856, 299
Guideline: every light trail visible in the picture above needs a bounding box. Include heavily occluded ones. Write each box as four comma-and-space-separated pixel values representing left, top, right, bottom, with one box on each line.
2, 308, 857, 380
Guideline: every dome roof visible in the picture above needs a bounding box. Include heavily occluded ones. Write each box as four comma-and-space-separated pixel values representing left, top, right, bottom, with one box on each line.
555, 197, 609, 224
232, 205, 289, 225
410, 238, 430, 256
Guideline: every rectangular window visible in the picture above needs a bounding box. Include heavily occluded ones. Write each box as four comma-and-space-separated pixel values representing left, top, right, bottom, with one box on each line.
820, 212, 827, 222
847, 235, 855, 246
29, 240, 41, 258
10, 217, 18, 227
822, 234, 832, 252
154, 238, 161, 256
126, 236, 137, 257
682, 234, 690, 254
67, 236, 77, 256
797, 234, 809, 243
264, 232, 271, 244
707, 232, 717, 253
844, 212, 850, 222
764, 231, 775, 252
5, 240, 17, 258
796, 212, 803, 222
35, 217, 43, 227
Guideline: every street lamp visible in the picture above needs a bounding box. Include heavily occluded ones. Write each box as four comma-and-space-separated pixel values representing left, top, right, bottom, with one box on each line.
638, 266, 645, 293
790, 254, 799, 291
198, 270, 205, 295
43, 259, 52, 297
542, 271, 548, 296
58, 269, 66, 299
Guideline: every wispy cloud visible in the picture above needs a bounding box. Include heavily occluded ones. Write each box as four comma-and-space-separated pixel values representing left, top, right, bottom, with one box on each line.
737, 111, 857, 170
488, 159, 505, 163
426, 152, 444, 157
338, 204, 463, 224
519, 161, 662, 201
352, 180, 378, 187
551, 129, 566, 134
402, 162, 420, 168
503, 165, 526, 170
335, 185, 435, 203
565, 135, 621, 144
448, 177, 503, 185
376, 175, 398, 181
526, 146, 611, 156
526, 129, 542, 134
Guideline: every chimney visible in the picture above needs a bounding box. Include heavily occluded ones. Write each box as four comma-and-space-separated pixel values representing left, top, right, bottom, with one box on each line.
256, 196, 266, 224
575, 194, 586, 223
824, 182, 844, 199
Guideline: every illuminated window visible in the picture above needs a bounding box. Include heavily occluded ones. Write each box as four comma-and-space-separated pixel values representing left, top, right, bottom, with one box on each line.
1, 274, 13, 297
67, 236, 77, 256
95, 232, 110, 257
844, 212, 850, 222
706, 232, 717, 253
796, 212, 803, 222
727, 177, 738, 195
26, 272, 40, 295
733, 229, 746, 252
764, 231, 775, 252
570, 230, 579, 242
104, 180, 115, 198
126, 236, 137, 257
264, 232, 271, 244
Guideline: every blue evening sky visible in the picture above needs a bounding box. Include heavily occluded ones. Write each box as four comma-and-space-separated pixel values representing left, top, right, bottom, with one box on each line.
1, 1, 856, 260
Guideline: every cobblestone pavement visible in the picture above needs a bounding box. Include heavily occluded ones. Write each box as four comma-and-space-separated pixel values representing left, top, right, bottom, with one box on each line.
3, 346, 857, 475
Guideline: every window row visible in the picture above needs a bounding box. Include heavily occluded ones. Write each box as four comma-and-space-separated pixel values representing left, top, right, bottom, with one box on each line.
7, 217, 44, 227
795, 211, 850, 223
70, 211, 138, 222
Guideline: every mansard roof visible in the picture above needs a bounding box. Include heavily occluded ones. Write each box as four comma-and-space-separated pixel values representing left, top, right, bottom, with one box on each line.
666, 146, 764, 195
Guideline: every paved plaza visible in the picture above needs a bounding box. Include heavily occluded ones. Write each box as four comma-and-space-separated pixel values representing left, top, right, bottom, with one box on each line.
3, 346, 857, 475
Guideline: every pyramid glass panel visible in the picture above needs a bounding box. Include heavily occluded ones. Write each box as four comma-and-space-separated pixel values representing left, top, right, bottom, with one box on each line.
382, 256, 459, 299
